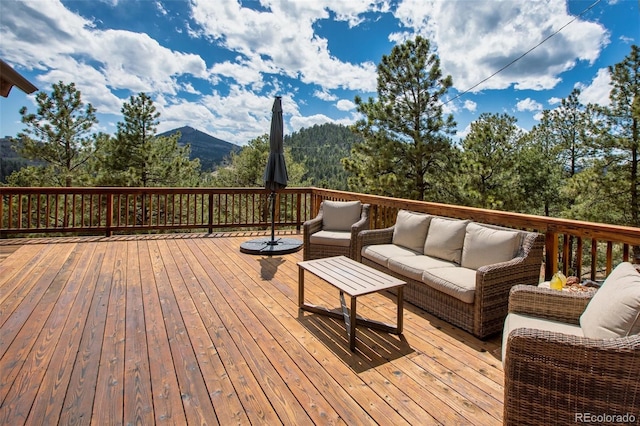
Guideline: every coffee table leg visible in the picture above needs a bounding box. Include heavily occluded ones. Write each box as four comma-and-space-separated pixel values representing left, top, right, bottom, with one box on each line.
349, 296, 357, 351
396, 286, 404, 334
298, 266, 304, 308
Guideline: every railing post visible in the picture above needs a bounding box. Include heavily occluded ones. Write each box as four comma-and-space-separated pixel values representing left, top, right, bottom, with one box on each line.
208, 192, 214, 234
545, 230, 558, 280
106, 193, 113, 237
296, 192, 302, 231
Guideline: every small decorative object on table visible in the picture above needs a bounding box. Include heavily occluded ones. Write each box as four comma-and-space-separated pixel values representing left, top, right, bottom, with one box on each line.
540, 274, 598, 293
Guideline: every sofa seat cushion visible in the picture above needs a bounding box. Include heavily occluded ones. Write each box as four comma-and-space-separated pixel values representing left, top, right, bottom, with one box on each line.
580, 262, 640, 339
309, 230, 351, 247
422, 266, 477, 304
388, 255, 456, 282
392, 210, 431, 252
423, 218, 469, 264
461, 223, 520, 270
362, 244, 419, 268
502, 313, 584, 364
322, 200, 362, 231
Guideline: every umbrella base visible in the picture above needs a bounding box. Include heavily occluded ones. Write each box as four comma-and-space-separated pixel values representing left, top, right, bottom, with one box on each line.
240, 237, 303, 255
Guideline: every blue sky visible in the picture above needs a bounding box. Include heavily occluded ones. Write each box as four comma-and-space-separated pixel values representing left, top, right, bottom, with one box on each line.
0, 0, 638, 146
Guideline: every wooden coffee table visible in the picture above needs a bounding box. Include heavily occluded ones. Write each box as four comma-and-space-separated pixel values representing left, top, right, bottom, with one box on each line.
297, 256, 407, 351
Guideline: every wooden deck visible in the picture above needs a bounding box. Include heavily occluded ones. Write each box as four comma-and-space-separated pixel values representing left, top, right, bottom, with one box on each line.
0, 233, 504, 425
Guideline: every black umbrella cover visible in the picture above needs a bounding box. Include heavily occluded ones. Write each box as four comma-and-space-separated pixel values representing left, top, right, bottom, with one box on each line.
263, 96, 288, 192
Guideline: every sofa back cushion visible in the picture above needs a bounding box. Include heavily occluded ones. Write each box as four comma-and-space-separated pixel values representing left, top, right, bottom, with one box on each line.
580, 262, 640, 338
460, 223, 520, 270
322, 200, 362, 231
423, 218, 469, 264
392, 210, 431, 252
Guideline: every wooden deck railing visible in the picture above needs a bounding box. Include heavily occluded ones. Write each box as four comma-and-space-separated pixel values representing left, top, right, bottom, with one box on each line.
2, 186, 639, 281
308, 188, 640, 281
0, 187, 311, 236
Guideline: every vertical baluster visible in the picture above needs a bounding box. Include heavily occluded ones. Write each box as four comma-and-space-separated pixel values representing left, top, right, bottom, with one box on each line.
26, 193, 32, 229
575, 237, 583, 278
590, 239, 598, 281
544, 230, 559, 280
606, 242, 613, 275
562, 234, 570, 274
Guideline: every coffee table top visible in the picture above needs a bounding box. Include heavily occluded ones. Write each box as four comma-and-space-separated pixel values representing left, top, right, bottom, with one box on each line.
298, 255, 406, 297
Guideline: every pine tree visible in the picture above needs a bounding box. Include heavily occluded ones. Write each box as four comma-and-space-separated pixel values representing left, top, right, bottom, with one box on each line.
345, 36, 456, 201
549, 88, 594, 178
516, 111, 565, 216
95, 93, 201, 186
211, 134, 307, 187
458, 113, 522, 210
14, 81, 98, 186
605, 45, 640, 228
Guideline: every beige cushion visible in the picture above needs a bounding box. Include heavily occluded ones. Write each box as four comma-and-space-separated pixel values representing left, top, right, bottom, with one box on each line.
309, 230, 351, 247
322, 201, 362, 231
392, 210, 431, 252
361, 244, 419, 268
388, 255, 455, 281
460, 223, 520, 270
502, 313, 583, 364
422, 266, 477, 303
580, 262, 640, 338
423, 218, 469, 263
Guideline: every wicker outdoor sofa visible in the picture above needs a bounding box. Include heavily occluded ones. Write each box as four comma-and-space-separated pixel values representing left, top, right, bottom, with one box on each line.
355, 210, 545, 339
503, 263, 640, 425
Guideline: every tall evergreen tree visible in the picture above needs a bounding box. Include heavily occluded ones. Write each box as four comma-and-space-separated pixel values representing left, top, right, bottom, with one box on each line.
13, 81, 98, 186
516, 111, 565, 216
458, 113, 522, 210
605, 45, 640, 228
345, 36, 456, 201
549, 88, 595, 177
95, 93, 201, 186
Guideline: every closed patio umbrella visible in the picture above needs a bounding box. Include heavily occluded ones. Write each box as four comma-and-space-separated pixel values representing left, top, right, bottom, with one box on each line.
263, 96, 288, 192
240, 96, 302, 255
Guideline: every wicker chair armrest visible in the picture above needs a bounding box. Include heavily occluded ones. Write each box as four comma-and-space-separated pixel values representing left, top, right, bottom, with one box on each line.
355, 226, 394, 262
350, 204, 371, 235
302, 213, 323, 235
508, 284, 593, 325
504, 330, 640, 425
349, 204, 371, 260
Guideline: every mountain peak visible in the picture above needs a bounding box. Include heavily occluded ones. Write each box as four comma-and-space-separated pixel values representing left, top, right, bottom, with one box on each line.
159, 126, 240, 171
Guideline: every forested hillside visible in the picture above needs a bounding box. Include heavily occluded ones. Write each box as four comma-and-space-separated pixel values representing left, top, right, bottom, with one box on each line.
0, 138, 38, 183
285, 123, 362, 190
159, 126, 240, 172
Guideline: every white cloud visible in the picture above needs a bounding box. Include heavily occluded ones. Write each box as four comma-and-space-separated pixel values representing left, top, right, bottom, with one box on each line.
517, 98, 543, 112
548, 96, 563, 105
336, 99, 356, 111
577, 67, 611, 106
395, 0, 609, 92
189, 0, 378, 92
314, 90, 338, 101
0, 0, 207, 116
463, 100, 477, 112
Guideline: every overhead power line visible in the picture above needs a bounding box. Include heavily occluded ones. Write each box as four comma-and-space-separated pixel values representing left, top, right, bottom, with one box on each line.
445, 0, 603, 106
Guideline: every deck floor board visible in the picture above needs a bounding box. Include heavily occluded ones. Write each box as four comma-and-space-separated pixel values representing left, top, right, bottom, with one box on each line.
0, 234, 504, 425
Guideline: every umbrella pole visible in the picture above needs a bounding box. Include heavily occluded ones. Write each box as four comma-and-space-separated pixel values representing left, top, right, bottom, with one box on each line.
269, 191, 277, 245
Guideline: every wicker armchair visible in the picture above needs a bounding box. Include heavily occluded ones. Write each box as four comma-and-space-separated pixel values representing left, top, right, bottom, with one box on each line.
303, 201, 370, 261
503, 271, 640, 426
